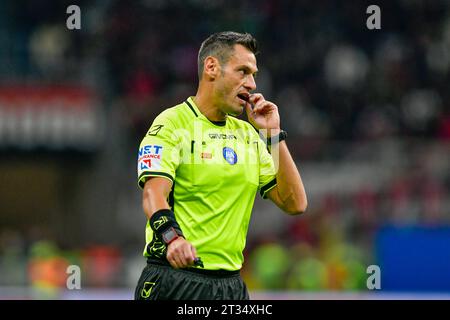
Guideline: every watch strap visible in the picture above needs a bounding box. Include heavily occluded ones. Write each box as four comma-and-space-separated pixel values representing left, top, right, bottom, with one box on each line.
266, 130, 287, 146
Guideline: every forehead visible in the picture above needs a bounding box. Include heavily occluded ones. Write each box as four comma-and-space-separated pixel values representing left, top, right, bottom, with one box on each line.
227, 44, 257, 71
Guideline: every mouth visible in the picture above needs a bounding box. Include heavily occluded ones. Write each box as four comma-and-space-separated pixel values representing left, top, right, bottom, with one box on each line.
237, 93, 250, 104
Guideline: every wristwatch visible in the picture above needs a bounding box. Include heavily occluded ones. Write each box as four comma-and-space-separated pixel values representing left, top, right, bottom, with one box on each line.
268, 130, 288, 145
161, 227, 182, 245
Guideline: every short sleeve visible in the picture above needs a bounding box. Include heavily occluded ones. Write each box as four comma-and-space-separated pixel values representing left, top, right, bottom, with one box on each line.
257, 138, 277, 199
137, 113, 181, 189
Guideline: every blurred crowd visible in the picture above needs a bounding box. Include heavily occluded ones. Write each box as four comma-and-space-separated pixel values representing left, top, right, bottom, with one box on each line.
1, 0, 449, 292
2, 1, 450, 143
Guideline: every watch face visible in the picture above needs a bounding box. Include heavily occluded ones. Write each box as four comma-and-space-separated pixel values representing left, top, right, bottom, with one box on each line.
162, 228, 178, 244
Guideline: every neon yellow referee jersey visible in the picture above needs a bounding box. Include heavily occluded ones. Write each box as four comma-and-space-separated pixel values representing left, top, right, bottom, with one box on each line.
137, 97, 277, 271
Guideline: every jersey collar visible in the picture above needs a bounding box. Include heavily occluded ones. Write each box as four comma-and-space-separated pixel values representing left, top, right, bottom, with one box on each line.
186, 96, 227, 127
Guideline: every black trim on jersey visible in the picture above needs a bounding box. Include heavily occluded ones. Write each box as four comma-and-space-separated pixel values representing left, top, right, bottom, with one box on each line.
260, 177, 277, 198
185, 99, 227, 126
210, 120, 226, 126
185, 100, 198, 117
139, 172, 174, 188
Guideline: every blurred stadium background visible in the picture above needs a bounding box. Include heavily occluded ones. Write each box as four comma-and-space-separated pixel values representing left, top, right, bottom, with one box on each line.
1, 0, 450, 299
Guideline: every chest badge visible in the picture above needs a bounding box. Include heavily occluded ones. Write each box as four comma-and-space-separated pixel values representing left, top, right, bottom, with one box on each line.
223, 147, 237, 165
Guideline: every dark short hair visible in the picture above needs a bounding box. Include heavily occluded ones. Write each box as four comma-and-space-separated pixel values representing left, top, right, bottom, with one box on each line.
197, 31, 258, 79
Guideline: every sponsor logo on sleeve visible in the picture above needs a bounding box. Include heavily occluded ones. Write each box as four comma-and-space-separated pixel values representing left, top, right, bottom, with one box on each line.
138, 145, 163, 173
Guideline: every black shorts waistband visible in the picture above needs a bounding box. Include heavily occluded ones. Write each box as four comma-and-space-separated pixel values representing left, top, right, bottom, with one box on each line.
146, 258, 240, 277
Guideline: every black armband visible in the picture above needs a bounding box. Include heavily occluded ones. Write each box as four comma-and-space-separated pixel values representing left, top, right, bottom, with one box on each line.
149, 209, 184, 245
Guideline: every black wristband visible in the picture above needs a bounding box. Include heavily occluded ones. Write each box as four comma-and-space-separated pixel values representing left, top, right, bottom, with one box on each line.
149, 209, 184, 242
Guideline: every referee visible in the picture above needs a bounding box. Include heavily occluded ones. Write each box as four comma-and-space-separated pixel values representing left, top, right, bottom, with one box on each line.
134, 31, 307, 300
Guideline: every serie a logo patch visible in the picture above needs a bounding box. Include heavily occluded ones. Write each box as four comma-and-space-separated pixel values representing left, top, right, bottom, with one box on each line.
223, 147, 237, 165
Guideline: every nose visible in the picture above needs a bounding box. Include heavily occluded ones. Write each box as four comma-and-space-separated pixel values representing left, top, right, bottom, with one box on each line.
244, 74, 257, 91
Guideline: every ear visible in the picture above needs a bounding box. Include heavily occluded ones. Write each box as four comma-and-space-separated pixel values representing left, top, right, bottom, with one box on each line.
203, 56, 220, 80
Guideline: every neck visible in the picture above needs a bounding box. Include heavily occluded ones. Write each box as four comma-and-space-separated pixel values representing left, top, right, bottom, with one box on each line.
193, 83, 227, 122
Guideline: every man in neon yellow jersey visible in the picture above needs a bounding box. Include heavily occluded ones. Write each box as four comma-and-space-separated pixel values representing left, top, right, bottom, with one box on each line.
135, 31, 307, 300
